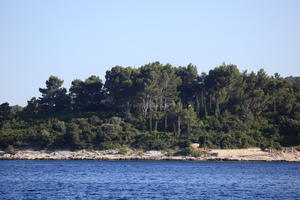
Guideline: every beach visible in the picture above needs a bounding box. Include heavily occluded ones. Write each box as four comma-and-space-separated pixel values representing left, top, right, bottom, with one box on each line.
1, 148, 299, 162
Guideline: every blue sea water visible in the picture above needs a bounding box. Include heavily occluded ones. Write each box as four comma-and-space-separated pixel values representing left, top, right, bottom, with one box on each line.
0, 161, 299, 200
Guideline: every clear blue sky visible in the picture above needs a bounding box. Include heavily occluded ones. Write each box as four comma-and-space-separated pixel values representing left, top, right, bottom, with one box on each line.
1, 0, 300, 106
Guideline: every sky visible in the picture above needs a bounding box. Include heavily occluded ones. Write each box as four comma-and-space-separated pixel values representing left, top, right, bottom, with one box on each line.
0, 0, 300, 106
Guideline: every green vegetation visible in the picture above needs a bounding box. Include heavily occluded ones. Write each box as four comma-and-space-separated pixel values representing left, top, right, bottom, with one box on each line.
5, 145, 15, 155
0, 62, 299, 151
179, 147, 207, 157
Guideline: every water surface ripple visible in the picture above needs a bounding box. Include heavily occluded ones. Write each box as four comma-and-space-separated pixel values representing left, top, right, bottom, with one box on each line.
0, 161, 299, 200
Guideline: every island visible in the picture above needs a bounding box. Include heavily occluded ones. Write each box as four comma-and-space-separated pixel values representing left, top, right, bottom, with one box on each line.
0, 62, 299, 161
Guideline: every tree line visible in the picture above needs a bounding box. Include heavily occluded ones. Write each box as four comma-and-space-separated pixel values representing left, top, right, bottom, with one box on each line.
1, 62, 300, 151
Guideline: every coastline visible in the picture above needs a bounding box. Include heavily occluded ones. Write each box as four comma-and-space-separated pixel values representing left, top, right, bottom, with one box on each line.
1, 148, 300, 162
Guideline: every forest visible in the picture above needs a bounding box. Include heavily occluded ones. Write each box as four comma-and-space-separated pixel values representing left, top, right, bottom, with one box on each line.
0, 62, 300, 152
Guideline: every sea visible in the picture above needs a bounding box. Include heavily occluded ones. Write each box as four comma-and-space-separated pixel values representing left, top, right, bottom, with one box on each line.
0, 161, 299, 200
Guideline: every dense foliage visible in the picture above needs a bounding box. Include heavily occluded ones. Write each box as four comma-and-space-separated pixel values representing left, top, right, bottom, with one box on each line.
1, 62, 299, 151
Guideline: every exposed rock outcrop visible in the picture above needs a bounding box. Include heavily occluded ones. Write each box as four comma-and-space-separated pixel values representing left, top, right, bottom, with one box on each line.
0, 148, 299, 162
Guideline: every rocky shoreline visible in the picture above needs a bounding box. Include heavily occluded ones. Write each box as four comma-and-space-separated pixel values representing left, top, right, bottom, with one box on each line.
1, 148, 300, 162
